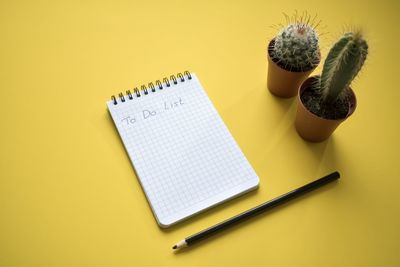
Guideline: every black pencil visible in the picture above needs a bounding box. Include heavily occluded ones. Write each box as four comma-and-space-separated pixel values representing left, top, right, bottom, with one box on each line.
172, 171, 340, 250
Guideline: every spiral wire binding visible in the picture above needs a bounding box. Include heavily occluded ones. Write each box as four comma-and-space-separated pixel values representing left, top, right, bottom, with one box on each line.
149, 82, 156, 92
156, 80, 163, 89
163, 77, 170, 87
118, 93, 125, 102
142, 85, 148, 95
126, 90, 133, 99
111, 95, 117, 105
134, 88, 140, 97
170, 75, 177, 85
111, 71, 192, 105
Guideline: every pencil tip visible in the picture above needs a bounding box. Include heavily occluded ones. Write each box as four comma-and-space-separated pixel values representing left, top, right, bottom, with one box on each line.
172, 245, 177, 249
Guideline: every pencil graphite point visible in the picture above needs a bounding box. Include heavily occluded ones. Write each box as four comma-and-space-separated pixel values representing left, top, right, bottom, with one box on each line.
172, 239, 188, 250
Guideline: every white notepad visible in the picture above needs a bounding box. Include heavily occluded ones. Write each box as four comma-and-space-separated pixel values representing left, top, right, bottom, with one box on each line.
107, 71, 259, 227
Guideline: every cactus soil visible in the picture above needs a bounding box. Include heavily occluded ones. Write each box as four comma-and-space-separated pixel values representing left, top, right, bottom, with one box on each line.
300, 87, 349, 120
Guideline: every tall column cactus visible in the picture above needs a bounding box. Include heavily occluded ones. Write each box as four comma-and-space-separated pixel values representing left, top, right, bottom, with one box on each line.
320, 31, 368, 104
272, 22, 320, 71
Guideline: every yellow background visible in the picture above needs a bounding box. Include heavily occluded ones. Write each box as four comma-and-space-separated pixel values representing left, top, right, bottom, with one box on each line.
1, 0, 399, 266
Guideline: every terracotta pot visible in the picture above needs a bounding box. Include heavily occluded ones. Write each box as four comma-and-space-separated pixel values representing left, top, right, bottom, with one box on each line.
295, 76, 357, 142
267, 39, 319, 98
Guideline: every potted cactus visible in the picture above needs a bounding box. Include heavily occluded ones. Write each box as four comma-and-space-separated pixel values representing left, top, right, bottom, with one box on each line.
267, 13, 321, 98
295, 31, 368, 142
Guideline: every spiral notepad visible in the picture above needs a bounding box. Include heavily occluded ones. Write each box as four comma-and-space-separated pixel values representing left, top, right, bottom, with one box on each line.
107, 71, 259, 227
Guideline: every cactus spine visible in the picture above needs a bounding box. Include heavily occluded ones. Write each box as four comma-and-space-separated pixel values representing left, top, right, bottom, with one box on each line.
272, 22, 320, 71
320, 31, 368, 104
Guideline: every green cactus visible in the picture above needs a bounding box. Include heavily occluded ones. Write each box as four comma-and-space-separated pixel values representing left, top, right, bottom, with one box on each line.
272, 22, 320, 71
320, 31, 368, 104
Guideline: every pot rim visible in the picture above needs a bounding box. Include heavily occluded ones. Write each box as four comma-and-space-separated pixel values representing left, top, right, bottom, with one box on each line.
298, 75, 357, 122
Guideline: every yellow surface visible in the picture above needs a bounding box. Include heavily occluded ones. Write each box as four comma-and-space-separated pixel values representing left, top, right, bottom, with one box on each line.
1, 0, 399, 266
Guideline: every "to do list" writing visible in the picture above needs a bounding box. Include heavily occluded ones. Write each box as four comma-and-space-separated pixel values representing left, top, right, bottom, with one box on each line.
120, 97, 185, 126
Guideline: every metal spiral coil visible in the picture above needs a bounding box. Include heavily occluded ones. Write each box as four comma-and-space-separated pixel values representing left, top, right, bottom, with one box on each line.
134, 87, 140, 97
170, 75, 177, 85
126, 90, 133, 100
142, 85, 148, 95
156, 80, 163, 89
111, 70, 192, 105
163, 77, 170, 87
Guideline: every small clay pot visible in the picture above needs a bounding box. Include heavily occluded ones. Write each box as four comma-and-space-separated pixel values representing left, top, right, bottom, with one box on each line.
267, 39, 319, 98
294, 76, 357, 142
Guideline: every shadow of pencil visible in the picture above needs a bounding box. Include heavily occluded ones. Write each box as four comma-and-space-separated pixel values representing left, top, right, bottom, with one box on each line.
172, 180, 340, 255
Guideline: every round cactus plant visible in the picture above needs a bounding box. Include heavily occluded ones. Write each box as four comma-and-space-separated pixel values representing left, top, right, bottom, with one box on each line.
271, 23, 320, 72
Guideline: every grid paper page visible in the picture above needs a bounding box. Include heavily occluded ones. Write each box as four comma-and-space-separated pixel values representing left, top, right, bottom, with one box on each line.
107, 73, 259, 227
